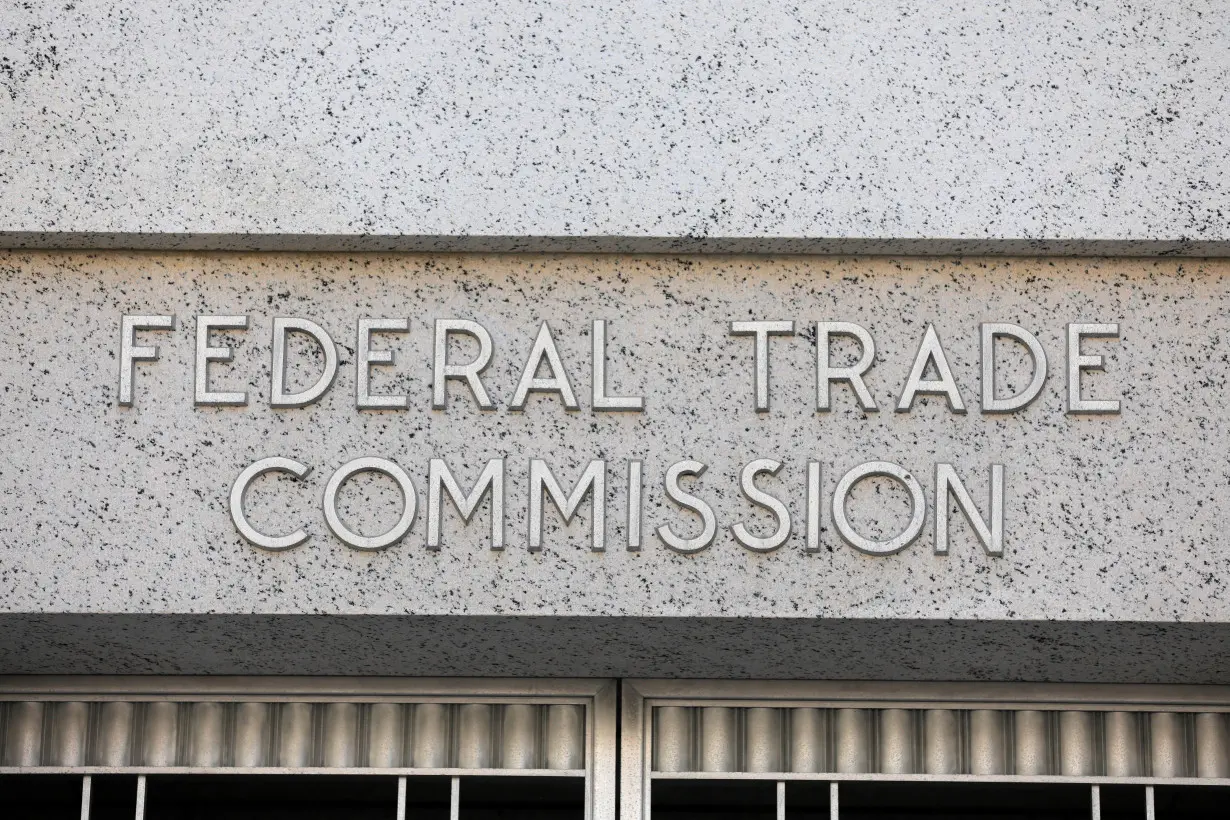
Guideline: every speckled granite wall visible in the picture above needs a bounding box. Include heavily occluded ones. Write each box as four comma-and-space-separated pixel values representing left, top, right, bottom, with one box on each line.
0, 252, 1226, 679
2, 2, 1227, 253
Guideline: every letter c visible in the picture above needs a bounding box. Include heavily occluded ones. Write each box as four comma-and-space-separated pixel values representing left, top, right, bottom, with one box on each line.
230, 457, 312, 550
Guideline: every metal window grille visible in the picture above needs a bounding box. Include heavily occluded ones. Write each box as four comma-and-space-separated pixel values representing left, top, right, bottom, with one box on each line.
0, 676, 616, 820
620, 680, 1230, 820
6, 677, 1230, 819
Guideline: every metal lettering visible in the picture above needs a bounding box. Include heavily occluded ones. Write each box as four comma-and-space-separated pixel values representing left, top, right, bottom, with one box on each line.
730, 320, 795, 412
816, 322, 878, 411
627, 459, 643, 551
896, 323, 967, 413
432, 319, 495, 410
656, 460, 717, 554
270, 317, 339, 408
528, 459, 606, 551
117, 314, 175, 407
935, 463, 1004, 556
356, 318, 409, 410
511, 322, 580, 410
229, 456, 311, 551
731, 458, 791, 552
806, 461, 822, 552
1067, 322, 1122, 414
591, 319, 644, 411
323, 457, 417, 551
832, 461, 926, 555
427, 458, 504, 550
980, 323, 1047, 413
194, 315, 249, 406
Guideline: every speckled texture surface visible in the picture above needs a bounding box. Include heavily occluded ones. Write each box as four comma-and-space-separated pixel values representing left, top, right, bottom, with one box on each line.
2, 615, 1228, 682
1, 253, 1227, 635
1, 2, 1227, 249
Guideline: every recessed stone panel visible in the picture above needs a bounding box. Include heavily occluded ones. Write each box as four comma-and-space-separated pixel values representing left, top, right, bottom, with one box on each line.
0, 253, 1224, 634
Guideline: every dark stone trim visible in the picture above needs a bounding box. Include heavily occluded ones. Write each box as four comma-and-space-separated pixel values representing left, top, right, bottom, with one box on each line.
1, 615, 1225, 683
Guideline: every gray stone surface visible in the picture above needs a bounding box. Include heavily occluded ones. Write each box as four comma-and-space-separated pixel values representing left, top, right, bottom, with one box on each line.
1, 615, 1227, 683
1, 252, 1227, 632
2, 2, 1227, 250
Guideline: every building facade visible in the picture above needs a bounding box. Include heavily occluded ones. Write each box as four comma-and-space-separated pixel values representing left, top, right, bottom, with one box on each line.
2, 2, 1228, 818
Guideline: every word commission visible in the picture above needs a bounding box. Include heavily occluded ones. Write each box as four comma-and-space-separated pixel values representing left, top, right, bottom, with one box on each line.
116, 314, 1122, 557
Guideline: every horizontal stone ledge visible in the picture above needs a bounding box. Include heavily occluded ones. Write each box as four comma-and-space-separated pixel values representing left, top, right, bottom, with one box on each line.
1, 615, 1226, 684
2, 233, 1229, 257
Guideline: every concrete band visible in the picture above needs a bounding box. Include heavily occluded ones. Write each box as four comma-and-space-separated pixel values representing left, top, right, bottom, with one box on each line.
1, 615, 1226, 682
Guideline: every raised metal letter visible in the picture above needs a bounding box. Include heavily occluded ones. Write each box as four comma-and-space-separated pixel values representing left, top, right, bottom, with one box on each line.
816, 322, 878, 411
511, 322, 580, 410
1067, 323, 1121, 414
806, 461, 822, 552
271, 318, 339, 408
195, 315, 249, 406
118, 314, 175, 406
730, 320, 795, 412
528, 459, 605, 551
628, 460, 643, 551
323, 457, 417, 551
980, 323, 1047, 413
592, 320, 644, 411
935, 463, 1004, 556
432, 319, 495, 409
731, 459, 792, 552
357, 318, 409, 410
230, 457, 311, 551
832, 461, 926, 555
896, 324, 967, 413
427, 458, 504, 550
656, 460, 717, 554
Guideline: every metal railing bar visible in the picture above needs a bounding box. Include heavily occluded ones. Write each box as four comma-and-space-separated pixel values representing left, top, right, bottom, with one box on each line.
627, 680, 1230, 710
648, 771, 1230, 786
830, 781, 839, 820
449, 775, 460, 820
1091, 784, 1100, 820
134, 775, 146, 820
0, 766, 586, 777
776, 781, 785, 820
1145, 785, 1155, 820
80, 775, 91, 820
0, 693, 594, 705
643, 697, 1230, 713
396, 776, 406, 820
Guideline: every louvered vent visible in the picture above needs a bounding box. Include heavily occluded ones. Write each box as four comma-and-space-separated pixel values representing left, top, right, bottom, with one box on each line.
2, 700, 585, 771
652, 706, 1230, 778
